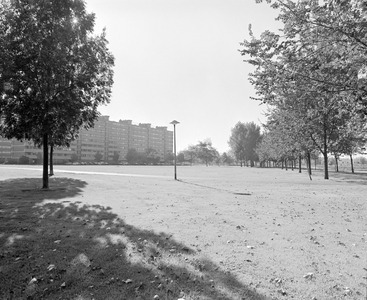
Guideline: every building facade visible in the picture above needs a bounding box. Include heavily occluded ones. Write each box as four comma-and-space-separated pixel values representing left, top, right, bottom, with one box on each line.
0, 116, 173, 164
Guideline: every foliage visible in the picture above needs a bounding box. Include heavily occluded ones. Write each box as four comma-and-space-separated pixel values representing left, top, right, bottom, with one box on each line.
94, 151, 103, 162
182, 146, 198, 165
126, 148, 140, 164
241, 0, 367, 178
228, 122, 261, 167
19, 155, 29, 164
0, 0, 114, 188
193, 139, 219, 166
145, 148, 160, 165
70, 153, 78, 163
221, 152, 235, 165
176, 152, 186, 164
125, 148, 161, 165
36, 153, 42, 164
228, 122, 247, 166
112, 151, 119, 163
164, 152, 174, 164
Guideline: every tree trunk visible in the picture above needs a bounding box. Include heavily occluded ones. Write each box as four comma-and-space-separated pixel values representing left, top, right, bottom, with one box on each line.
281, 160, 284, 169
291, 159, 294, 171
285, 159, 288, 171
334, 155, 339, 172
49, 145, 54, 176
350, 154, 354, 174
299, 155, 302, 173
307, 152, 312, 177
42, 134, 49, 189
323, 121, 329, 180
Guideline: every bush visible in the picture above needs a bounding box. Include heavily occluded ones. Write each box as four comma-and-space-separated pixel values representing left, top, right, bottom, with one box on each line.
19, 155, 30, 164
5, 158, 19, 164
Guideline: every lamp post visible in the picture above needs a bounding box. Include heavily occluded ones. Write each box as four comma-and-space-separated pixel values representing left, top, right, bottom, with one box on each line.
170, 120, 179, 180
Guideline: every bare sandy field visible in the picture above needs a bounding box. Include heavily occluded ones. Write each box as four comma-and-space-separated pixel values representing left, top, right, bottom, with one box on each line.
0, 165, 366, 299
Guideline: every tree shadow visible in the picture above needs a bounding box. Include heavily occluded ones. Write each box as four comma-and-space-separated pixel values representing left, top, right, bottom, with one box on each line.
0, 178, 269, 300
328, 170, 367, 185
0, 176, 87, 200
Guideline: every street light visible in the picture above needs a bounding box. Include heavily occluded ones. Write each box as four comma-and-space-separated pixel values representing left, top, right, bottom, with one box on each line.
170, 120, 179, 180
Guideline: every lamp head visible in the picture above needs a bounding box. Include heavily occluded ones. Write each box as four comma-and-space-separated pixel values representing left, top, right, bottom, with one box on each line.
170, 120, 180, 126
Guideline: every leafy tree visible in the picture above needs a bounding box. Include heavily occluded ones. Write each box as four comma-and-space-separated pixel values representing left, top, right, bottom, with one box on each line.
112, 151, 119, 164
177, 152, 186, 164
94, 151, 103, 162
240, 1, 367, 178
194, 139, 219, 166
36, 153, 42, 165
185, 145, 198, 165
164, 152, 174, 164
243, 122, 261, 167
19, 155, 29, 164
228, 122, 247, 166
220, 152, 233, 165
0, 0, 114, 188
145, 148, 160, 165
229, 122, 261, 167
70, 152, 78, 163
126, 148, 145, 165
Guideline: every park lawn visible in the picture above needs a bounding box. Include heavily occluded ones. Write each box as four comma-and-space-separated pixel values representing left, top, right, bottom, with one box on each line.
0, 165, 366, 300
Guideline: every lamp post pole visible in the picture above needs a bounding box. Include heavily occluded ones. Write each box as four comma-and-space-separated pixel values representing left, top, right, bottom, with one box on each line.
170, 120, 179, 180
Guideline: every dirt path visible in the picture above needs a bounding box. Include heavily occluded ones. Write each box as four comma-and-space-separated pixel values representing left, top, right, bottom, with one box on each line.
1, 165, 366, 299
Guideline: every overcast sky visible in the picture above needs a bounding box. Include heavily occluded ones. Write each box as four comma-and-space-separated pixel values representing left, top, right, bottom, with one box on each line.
85, 0, 281, 153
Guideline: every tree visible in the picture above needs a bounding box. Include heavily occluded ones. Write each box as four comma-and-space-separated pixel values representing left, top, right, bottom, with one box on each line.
164, 152, 174, 164
228, 122, 261, 167
70, 152, 78, 163
0, 0, 114, 188
36, 153, 43, 165
221, 152, 234, 165
228, 122, 247, 166
94, 151, 103, 162
240, 1, 367, 178
177, 152, 186, 164
243, 122, 261, 167
145, 148, 160, 165
19, 155, 29, 164
112, 151, 119, 164
185, 145, 198, 165
194, 139, 219, 166
126, 148, 145, 165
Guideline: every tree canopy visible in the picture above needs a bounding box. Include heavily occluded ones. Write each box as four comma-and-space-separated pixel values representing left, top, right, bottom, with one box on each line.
228, 121, 261, 167
0, 0, 114, 187
240, 0, 367, 178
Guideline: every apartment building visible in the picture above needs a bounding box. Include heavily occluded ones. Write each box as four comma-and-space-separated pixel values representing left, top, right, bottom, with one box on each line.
0, 116, 173, 164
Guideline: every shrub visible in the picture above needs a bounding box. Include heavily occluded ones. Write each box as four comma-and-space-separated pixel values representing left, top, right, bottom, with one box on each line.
19, 155, 30, 164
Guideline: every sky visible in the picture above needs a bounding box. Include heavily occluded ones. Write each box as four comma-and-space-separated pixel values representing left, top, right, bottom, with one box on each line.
85, 0, 281, 153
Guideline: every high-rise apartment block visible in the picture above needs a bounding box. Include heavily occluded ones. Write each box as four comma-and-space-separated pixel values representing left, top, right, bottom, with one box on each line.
0, 116, 173, 164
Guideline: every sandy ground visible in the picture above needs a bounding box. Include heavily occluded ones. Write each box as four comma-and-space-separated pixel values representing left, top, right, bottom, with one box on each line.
0, 165, 366, 299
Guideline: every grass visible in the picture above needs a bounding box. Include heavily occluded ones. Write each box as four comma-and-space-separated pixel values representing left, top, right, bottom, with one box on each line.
0, 175, 267, 300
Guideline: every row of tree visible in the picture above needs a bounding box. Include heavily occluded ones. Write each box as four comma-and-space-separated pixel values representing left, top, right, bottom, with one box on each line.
69, 148, 172, 165
0, 0, 114, 188
240, 0, 367, 179
177, 128, 262, 167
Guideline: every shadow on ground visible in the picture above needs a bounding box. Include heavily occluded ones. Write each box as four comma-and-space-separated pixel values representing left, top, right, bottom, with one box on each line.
0, 177, 269, 300
327, 170, 367, 185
